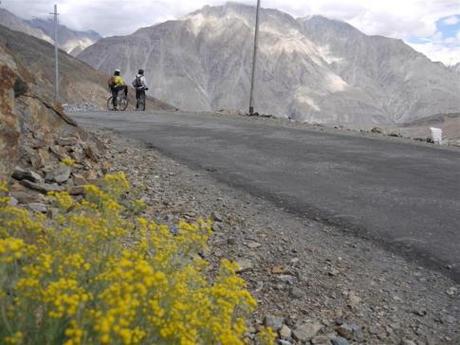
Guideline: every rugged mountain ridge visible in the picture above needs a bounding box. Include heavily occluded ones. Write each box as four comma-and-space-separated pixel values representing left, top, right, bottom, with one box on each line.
0, 8, 52, 43
0, 24, 109, 108
0, 24, 175, 112
0, 8, 100, 56
26, 18, 102, 56
78, 3, 460, 125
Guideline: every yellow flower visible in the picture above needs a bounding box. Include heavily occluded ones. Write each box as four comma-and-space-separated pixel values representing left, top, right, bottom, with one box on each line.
61, 157, 76, 167
0, 173, 265, 345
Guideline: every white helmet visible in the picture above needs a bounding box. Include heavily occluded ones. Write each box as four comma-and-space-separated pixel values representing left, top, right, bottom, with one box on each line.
114, 68, 121, 73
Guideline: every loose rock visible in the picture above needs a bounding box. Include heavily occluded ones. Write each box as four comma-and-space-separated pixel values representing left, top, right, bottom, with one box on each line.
331, 337, 350, 345
293, 321, 323, 342
264, 315, 284, 331
279, 324, 292, 339
45, 165, 71, 184
400, 339, 416, 345
235, 258, 254, 273
311, 336, 332, 345
12, 167, 43, 183
27, 202, 47, 213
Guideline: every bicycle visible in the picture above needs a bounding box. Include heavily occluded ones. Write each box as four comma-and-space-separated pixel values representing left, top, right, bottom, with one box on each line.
107, 90, 129, 111
136, 88, 148, 111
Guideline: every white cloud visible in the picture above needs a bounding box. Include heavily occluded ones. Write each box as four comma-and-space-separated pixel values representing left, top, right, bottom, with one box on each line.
409, 41, 460, 66
2, 0, 460, 64
443, 15, 460, 25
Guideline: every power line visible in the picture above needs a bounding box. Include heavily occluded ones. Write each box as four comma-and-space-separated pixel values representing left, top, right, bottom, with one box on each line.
249, 0, 261, 116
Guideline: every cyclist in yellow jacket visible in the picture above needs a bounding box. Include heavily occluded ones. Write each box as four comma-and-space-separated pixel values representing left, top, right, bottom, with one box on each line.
108, 69, 128, 110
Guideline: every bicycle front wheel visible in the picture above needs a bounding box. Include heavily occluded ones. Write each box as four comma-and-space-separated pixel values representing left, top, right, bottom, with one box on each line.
107, 97, 115, 111
119, 97, 129, 111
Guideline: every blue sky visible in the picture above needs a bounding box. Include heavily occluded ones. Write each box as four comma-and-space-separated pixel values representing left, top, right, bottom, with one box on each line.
2, 0, 460, 65
408, 14, 460, 65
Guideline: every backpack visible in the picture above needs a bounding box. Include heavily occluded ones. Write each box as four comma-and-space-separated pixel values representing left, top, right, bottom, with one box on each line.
132, 76, 142, 88
108, 76, 117, 88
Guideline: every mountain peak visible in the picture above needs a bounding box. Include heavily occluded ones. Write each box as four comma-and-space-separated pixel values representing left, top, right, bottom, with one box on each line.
79, 5, 460, 125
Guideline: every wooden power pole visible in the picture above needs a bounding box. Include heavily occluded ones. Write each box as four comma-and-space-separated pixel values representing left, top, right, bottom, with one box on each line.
249, 0, 261, 115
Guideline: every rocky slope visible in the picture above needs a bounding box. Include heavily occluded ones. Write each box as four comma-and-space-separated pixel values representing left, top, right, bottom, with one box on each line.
78, 2, 460, 126
0, 8, 100, 56
0, 25, 94, 180
0, 22, 175, 178
0, 24, 174, 111
451, 63, 460, 74
0, 24, 109, 108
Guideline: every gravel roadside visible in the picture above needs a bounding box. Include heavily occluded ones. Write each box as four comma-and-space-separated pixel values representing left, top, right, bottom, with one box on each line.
98, 129, 459, 345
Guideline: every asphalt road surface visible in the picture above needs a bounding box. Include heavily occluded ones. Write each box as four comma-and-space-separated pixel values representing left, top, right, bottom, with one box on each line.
73, 111, 460, 282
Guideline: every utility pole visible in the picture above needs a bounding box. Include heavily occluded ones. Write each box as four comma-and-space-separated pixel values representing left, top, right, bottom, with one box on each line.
50, 4, 59, 103
249, 0, 261, 115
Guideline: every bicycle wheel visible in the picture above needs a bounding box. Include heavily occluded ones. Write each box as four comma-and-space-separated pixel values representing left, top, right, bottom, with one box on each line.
138, 94, 146, 111
107, 97, 115, 111
119, 96, 129, 111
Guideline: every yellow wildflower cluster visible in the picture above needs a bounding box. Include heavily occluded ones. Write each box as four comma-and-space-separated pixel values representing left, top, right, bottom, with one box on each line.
0, 172, 270, 345
61, 157, 76, 167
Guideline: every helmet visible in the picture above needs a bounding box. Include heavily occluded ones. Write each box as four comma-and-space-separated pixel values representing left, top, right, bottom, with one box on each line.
114, 69, 121, 75
138, 69, 144, 75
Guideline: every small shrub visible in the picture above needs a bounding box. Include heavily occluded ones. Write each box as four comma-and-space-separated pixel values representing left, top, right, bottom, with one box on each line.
61, 157, 76, 167
0, 172, 266, 345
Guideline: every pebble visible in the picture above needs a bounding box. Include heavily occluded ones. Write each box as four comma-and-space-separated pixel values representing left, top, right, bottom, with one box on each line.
27, 202, 48, 213
347, 291, 362, 308
336, 323, 361, 340
292, 320, 323, 342
331, 337, 350, 345
246, 241, 262, 249
279, 324, 292, 339
413, 309, 427, 317
277, 274, 296, 285
211, 211, 224, 222
311, 335, 332, 345
235, 258, 254, 273
8, 197, 18, 206
278, 340, 292, 345
446, 287, 457, 296
264, 315, 284, 331
400, 340, 416, 345
289, 286, 303, 299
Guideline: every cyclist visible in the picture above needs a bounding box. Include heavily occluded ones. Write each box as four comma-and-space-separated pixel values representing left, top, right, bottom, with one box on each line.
132, 69, 148, 111
108, 69, 128, 110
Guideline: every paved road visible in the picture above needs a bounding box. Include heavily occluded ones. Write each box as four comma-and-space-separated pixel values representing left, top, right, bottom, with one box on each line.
73, 111, 460, 281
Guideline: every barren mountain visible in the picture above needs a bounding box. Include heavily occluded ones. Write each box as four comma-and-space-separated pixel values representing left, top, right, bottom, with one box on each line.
451, 63, 460, 74
26, 18, 102, 56
0, 24, 108, 107
0, 8, 100, 56
0, 8, 52, 43
78, 2, 460, 125
0, 24, 174, 111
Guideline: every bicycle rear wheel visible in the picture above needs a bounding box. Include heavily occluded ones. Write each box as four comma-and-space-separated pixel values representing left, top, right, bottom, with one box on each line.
137, 94, 146, 111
